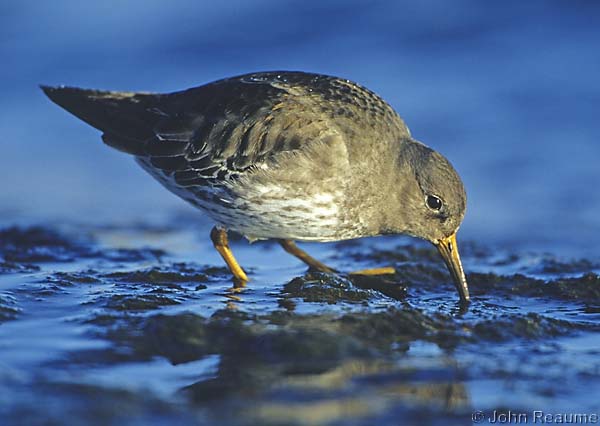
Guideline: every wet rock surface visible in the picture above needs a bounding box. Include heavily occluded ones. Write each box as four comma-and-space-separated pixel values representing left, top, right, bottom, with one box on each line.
1, 224, 599, 426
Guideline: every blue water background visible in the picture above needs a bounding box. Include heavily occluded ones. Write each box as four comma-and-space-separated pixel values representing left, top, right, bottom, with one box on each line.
1, 0, 599, 254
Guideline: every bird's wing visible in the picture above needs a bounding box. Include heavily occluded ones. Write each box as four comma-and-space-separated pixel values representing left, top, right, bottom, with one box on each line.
42, 72, 407, 188
42, 78, 313, 187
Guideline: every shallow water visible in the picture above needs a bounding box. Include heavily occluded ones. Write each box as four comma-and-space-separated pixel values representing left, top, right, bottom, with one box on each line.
1, 221, 599, 425
2, 1, 600, 425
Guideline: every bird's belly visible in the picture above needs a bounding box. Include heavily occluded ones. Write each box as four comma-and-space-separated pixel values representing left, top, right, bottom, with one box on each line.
198, 192, 351, 242
223, 196, 345, 242
136, 158, 358, 241
223, 180, 360, 241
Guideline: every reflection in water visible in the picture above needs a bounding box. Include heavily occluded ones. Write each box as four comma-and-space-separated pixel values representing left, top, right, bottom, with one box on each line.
183, 357, 469, 425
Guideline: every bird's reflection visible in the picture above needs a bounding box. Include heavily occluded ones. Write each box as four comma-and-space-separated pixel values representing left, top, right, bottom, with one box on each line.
182, 354, 471, 423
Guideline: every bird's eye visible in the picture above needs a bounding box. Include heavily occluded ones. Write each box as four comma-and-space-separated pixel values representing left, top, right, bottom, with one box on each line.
426, 195, 443, 211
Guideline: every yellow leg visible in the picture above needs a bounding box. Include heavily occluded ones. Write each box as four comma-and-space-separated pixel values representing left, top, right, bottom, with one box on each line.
278, 239, 395, 276
210, 226, 249, 282
278, 240, 337, 273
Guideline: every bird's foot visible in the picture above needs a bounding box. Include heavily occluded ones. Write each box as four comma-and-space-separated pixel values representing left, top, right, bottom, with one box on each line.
231, 277, 248, 290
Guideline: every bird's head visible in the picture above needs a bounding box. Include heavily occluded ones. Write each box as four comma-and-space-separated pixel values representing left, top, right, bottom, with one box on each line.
387, 139, 469, 302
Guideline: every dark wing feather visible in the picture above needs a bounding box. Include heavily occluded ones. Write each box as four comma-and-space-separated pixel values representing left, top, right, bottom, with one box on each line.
42, 86, 161, 155
42, 76, 293, 185
42, 71, 408, 187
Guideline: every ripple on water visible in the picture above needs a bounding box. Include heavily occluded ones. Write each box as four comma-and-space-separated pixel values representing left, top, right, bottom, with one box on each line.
1, 223, 600, 424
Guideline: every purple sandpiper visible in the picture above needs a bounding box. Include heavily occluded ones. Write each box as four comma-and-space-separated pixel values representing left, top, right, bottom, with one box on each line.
42, 71, 470, 302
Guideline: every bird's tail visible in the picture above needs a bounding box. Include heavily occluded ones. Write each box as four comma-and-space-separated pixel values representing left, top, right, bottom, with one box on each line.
41, 85, 160, 155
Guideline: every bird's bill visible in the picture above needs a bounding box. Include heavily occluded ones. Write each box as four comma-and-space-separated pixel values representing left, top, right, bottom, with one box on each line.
435, 232, 470, 303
